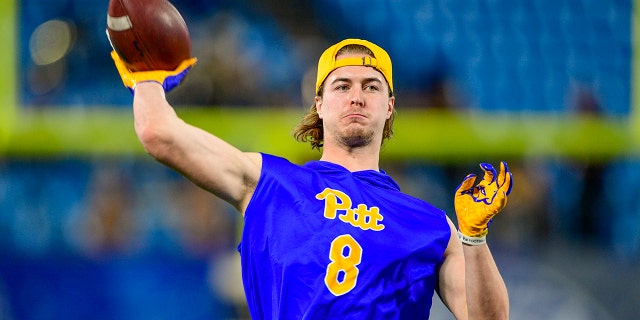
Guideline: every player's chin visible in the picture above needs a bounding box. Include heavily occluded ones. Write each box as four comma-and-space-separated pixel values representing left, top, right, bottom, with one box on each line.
339, 127, 374, 148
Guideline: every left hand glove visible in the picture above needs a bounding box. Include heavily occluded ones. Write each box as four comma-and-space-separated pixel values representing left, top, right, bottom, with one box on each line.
110, 50, 197, 94
454, 162, 513, 241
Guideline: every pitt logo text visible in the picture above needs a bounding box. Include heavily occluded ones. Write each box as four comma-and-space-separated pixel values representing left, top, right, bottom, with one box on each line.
316, 188, 385, 231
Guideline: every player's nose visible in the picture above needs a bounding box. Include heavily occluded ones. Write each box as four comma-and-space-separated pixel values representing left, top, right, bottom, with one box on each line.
349, 88, 365, 107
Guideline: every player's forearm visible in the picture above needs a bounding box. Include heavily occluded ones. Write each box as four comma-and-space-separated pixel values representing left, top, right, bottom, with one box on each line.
132, 82, 183, 157
463, 244, 509, 320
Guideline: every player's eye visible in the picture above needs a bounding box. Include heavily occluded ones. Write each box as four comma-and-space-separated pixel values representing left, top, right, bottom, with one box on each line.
364, 84, 380, 92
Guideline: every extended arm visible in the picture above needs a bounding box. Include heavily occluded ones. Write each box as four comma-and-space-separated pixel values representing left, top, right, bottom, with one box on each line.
133, 83, 261, 212
112, 51, 261, 213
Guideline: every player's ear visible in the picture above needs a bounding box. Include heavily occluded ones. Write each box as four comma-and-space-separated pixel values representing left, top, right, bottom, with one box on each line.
316, 96, 324, 119
386, 96, 395, 119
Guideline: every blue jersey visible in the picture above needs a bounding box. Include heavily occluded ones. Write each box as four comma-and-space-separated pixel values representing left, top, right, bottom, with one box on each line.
240, 154, 451, 319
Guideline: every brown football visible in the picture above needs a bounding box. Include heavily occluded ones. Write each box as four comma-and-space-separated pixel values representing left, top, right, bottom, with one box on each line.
106, 0, 191, 71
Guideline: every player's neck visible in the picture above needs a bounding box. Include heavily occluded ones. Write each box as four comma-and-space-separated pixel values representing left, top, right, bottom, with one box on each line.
320, 143, 381, 172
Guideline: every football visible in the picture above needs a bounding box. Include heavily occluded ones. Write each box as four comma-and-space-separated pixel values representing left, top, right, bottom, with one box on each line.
106, 0, 191, 71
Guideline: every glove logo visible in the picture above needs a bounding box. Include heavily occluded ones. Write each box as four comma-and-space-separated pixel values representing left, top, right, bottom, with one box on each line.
454, 162, 513, 238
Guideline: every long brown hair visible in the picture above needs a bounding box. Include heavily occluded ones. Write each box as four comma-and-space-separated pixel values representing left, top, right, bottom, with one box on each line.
292, 44, 396, 150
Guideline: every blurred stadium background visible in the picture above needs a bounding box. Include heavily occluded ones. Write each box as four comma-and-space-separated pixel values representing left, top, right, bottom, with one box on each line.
1, 0, 639, 319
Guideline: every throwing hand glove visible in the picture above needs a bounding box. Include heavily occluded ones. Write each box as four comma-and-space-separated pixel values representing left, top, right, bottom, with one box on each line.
454, 161, 513, 245
110, 50, 197, 94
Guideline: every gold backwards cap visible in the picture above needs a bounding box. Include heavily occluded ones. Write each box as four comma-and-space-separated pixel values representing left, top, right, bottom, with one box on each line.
315, 38, 393, 95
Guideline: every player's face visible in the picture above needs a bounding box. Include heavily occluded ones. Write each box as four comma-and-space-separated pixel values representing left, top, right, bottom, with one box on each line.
316, 59, 394, 149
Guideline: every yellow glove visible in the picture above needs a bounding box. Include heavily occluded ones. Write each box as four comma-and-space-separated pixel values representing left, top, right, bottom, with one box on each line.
454, 162, 513, 245
110, 50, 197, 94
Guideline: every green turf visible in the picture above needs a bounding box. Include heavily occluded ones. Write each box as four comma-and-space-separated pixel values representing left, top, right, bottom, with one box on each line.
3, 107, 635, 163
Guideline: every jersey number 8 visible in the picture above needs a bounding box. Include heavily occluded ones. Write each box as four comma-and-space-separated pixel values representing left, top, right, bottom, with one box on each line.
324, 234, 363, 296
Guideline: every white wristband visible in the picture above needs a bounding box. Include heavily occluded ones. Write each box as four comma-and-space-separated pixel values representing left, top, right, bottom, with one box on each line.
458, 231, 487, 246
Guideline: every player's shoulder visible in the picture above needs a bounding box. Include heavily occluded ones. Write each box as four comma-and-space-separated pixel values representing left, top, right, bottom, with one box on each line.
244, 152, 263, 168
